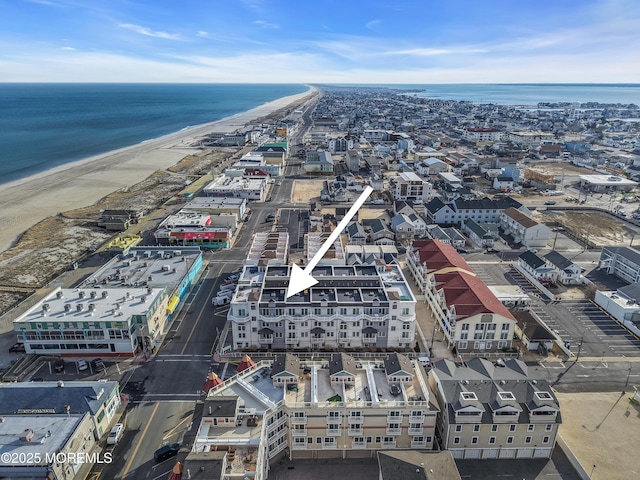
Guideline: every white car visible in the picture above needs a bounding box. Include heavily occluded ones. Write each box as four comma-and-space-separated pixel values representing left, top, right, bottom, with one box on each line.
212, 296, 230, 306
76, 359, 88, 371
107, 423, 124, 445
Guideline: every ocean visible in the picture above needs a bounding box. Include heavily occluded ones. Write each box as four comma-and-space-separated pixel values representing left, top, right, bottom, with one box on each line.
1, 83, 638, 185
0, 83, 308, 184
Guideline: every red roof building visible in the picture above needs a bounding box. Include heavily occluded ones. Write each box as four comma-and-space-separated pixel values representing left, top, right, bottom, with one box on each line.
407, 239, 516, 355
202, 371, 223, 394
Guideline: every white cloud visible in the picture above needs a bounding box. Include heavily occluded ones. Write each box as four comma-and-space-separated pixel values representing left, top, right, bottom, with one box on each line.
61, 46, 75, 51
118, 23, 182, 41
365, 20, 381, 31
197, 31, 209, 38
253, 20, 279, 29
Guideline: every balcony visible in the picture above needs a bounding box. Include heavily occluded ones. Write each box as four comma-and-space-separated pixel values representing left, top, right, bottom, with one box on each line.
352, 441, 367, 449
348, 427, 363, 436
363, 335, 377, 344
291, 416, 307, 425
291, 442, 307, 450
267, 415, 287, 433
326, 415, 342, 423
322, 441, 337, 449
411, 440, 428, 448
381, 440, 396, 449
326, 428, 342, 436
348, 416, 363, 424
409, 415, 425, 423
387, 415, 403, 423
258, 335, 273, 343
408, 427, 423, 435
292, 428, 307, 436
386, 427, 402, 435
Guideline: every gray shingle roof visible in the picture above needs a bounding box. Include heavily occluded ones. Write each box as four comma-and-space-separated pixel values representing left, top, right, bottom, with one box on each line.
329, 352, 357, 376
383, 352, 414, 377
378, 451, 462, 480
0, 381, 119, 416
519, 250, 546, 269
271, 353, 300, 377
544, 251, 575, 270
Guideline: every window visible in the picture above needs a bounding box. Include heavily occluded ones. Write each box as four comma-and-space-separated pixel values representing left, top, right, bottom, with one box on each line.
328, 411, 340, 418
453, 437, 460, 445
471, 437, 478, 444
455, 425, 462, 432
489, 436, 496, 444
461, 323, 469, 331
473, 424, 480, 432
545, 424, 553, 432
316, 437, 322, 444
491, 425, 498, 432
527, 424, 535, 432
507, 436, 514, 444
401, 308, 410, 315
458, 341, 468, 350
525, 436, 532, 444
509, 424, 516, 432
375, 436, 381, 444
543, 436, 550, 444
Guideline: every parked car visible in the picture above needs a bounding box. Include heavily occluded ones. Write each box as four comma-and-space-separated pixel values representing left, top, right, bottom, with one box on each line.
154, 443, 180, 463
265, 214, 275, 223
485, 248, 499, 254
212, 295, 230, 306
107, 423, 124, 445
456, 248, 469, 254
9, 342, 26, 353
53, 358, 65, 372
76, 359, 88, 371
544, 200, 557, 205
92, 358, 106, 372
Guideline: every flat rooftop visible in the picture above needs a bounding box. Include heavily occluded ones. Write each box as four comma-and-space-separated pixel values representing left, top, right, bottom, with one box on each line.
14, 286, 165, 325
579, 174, 637, 186
0, 414, 86, 464
184, 197, 246, 209
83, 247, 200, 290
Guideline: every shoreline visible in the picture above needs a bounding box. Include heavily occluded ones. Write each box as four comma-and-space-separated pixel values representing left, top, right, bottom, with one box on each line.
0, 86, 316, 253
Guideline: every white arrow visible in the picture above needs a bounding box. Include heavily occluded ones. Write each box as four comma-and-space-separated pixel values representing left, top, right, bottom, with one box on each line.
286, 186, 374, 298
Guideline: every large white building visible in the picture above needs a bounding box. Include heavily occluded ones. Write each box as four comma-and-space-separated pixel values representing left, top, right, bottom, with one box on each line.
228, 264, 416, 352
499, 207, 550, 249
203, 175, 267, 201
393, 171, 433, 203
192, 352, 438, 479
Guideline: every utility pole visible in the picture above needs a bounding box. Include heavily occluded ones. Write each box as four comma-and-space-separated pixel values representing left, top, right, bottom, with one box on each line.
575, 335, 584, 362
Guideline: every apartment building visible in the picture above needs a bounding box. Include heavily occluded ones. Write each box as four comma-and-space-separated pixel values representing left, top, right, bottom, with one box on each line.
407, 240, 516, 355
429, 358, 561, 460
463, 127, 502, 143
599, 246, 640, 283
499, 208, 549, 249
393, 171, 433, 203
246, 232, 290, 268
228, 264, 416, 351
507, 131, 555, 148
192, 352, 439, 479
424, 197, 528, 225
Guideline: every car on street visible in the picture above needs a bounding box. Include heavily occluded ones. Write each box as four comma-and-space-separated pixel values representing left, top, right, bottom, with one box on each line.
107, 423, 124, 445
265, 214, 275, 222
76, 359, 88, 371
154, 443, 181, 463
456, 248, 469, 254
544, 200, 557, 205
485, 248, 499, 254
9, 342, 26, 353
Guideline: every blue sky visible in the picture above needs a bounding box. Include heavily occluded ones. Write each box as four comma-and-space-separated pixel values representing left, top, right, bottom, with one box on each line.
1, 0, 638, 83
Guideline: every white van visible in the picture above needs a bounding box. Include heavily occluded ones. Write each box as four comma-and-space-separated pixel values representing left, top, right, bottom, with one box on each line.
212, 295, 230, 306
218, 282, 237, 292
107, 423, 124, 445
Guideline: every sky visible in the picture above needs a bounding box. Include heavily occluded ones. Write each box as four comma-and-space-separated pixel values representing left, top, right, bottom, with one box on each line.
0, 0, 639, 83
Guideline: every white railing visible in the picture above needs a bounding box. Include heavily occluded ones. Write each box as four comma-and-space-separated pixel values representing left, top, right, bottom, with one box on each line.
409, 415, 425, 423
291, 416, 307, 424
267, 415, 287, 433
348, 427, 363, 436
408, 427, 423, 435
326, 428, 342, 436
292, 428, 307, 437
387, 415, 403, 423
352, 442, 367, 449
381, 440, 396, 448
291, 442, 307, 450
411, 440, 427, 448
322, 441, 337, 449
386, 427, 402, 435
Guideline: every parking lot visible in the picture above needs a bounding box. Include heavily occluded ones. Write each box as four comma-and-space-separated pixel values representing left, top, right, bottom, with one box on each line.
469, 262, 640, 359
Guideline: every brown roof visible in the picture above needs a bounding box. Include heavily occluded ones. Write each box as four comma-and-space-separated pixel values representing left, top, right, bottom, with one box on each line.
502, 207, 539, 228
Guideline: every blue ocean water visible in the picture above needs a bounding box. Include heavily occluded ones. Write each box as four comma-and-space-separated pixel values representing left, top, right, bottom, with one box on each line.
1, 83, 638, 186
385, 83, 640, 106
0, 83, 308, 184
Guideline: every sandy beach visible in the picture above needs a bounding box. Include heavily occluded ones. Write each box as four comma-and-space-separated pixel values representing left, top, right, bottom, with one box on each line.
0, 87, 314, 253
